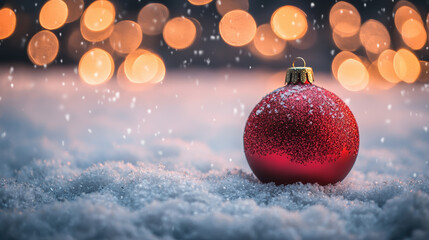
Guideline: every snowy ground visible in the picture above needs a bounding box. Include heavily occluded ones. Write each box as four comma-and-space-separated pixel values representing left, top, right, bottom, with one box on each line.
0, 67, 428, 239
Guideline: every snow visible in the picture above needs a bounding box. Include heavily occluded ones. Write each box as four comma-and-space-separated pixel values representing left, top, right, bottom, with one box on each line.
0, 68, 428, 239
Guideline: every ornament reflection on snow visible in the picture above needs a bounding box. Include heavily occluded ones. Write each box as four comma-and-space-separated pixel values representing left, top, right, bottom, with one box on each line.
244, 58, 359, 185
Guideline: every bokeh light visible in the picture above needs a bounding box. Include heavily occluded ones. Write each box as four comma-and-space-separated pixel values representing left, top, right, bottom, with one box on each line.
216, 0, 249, 16
377, 49, 401, 83
83, 0, 115, 32
39, 0, 69, 30
337, 59, 369, 91
80, 19, 114, 42
219, 10, 256, 47
253, 24, 286, 56
64, 0, 84, 23
79, 48, 114, 85
393, 49, 420, 84
130, 53, 158, 83
329, 1, 361, 37
0, 8, 16, 40
331, 51, 361, 80
137, 3, 169, 36
27, 30, 59, 66
271, 6, 307, 40
394, 4, 426, 50
1, 0, 427, 92
116, 62, 154, 91
332, 31, 361, 51
124, 49, 165, 84
109, 20, 142, 54
330, 2, 361, 52
401, 19, 427, 50
394, 5, 423, 35
188, 0, 213, 6
163, 17, 197, 49
359, 20, 390, 55
80, 0, 115, 42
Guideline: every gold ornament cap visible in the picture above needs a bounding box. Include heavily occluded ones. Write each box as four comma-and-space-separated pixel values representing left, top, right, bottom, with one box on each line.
285, 57, 314, 85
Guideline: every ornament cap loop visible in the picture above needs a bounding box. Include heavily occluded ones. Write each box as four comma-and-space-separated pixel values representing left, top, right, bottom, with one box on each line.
292, 57, 306, 68
285, 57, 314, 85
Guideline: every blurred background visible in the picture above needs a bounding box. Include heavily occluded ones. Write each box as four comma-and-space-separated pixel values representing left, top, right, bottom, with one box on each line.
0, 0, 428, 90
1, 2, 429, 238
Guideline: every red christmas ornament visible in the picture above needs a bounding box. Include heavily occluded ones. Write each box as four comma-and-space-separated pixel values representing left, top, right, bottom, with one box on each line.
244, 58, 359, 185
